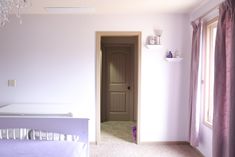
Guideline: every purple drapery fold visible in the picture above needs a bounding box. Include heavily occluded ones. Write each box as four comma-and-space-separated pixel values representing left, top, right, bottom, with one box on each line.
213, 0, 235, 157
189, 21, 201, 147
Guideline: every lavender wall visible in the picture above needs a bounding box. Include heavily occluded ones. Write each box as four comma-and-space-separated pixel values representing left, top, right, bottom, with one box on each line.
0, 14, 191, 142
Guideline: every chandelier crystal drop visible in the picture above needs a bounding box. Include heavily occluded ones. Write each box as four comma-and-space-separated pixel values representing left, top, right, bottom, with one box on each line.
0, 0, 30, 27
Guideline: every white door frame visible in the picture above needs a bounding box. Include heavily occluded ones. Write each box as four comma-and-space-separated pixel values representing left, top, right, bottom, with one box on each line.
95, 31, 141, 144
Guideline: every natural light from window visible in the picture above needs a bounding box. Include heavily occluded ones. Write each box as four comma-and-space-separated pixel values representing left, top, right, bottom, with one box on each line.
204, 19, 217, 127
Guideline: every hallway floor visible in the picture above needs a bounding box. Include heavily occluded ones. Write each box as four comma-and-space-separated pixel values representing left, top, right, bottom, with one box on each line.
90, 121, 202, 157
101, 121, 136, 143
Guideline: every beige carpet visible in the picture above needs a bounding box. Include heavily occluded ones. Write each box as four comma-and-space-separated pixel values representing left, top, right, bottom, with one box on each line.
90, 121, 202, 157
101, 121, 136, 143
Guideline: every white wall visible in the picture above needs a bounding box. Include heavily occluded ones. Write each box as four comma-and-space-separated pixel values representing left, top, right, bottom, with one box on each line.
0, 13, 191, 142
190, 0, 224, 156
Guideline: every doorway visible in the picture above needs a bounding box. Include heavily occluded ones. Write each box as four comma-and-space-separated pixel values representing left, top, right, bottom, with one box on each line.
96, 32, 141, 144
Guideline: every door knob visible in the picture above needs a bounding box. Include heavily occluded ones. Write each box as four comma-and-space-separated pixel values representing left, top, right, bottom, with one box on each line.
127, 86, 131, 90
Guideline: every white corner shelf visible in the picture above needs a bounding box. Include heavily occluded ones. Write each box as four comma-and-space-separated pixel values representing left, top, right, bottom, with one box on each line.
165, 57, 183, 62
145, 44, 163, 49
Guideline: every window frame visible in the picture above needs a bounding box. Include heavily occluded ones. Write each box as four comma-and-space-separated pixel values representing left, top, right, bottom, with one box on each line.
202, 17, 218, 128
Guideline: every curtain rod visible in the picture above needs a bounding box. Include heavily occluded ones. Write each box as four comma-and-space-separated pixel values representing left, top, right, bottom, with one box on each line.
192, 3, 221, 22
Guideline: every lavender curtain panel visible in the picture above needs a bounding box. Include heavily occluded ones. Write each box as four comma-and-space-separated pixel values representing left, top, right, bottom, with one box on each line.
213, 0, 235, 157
189, 21, 201, 147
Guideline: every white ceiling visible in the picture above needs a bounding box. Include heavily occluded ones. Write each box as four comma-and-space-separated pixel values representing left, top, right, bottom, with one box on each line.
22, 0, 206, 14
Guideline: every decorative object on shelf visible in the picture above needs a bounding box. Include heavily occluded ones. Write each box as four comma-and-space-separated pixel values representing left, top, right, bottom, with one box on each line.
147, 35, 157, 45
165, 50, 183, 62
166, 51, 173, 58
172, 50, 181, 58
154, 29, 163, 45
0, 0, 31, 27
146, 29, 163, 46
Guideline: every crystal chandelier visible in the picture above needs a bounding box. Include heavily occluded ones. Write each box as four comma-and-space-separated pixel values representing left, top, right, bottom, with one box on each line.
0, 0, 30, 27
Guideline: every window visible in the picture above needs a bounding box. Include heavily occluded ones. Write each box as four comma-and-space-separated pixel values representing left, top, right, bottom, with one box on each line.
203, 19, 217, 127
